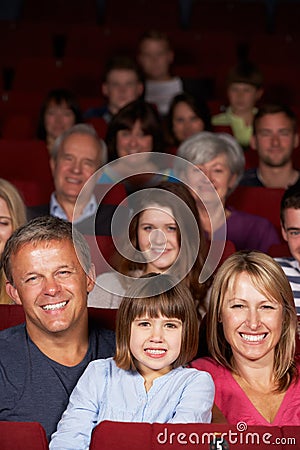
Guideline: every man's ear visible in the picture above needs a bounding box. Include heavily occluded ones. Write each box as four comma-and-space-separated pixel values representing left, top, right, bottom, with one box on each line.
6, 282, 22, 305
281, 222, 288, 242
250, 134, 257, 151
49, 157, 56, 177
86, 264, 96, 293
102, 82, 108, 98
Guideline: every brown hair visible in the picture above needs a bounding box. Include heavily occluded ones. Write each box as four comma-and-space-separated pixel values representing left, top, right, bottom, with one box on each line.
227, 60, 263, 89
253, 103, 298, 135
114, 273, 199, 370
117, 181, 210, 317
207, 250, 297, 392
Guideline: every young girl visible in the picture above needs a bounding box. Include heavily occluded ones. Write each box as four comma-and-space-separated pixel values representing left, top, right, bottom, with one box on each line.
50, 273, 215, 449
88, 181, 211, 318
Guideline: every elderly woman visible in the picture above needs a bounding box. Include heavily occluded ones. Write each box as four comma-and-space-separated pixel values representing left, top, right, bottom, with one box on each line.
191, 250, 300, 425
175, 131, 280, 252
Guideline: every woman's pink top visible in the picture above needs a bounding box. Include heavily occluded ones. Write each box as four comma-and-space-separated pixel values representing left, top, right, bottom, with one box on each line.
191, 357, 300, 426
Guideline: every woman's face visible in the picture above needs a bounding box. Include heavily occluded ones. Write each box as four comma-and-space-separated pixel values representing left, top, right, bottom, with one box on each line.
116, 120, 153, 159
220, 272, 283, 366
44, 100, 76, 140
137, 205, 179, 273
185, 153, 236, 205
172, 102, 205, 143
0, 197, 13, 256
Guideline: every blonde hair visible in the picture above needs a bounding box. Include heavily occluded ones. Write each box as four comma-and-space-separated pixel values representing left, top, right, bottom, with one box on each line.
114, 273, 199, 371
207, 250, 297, 392
0, 179, 27, 304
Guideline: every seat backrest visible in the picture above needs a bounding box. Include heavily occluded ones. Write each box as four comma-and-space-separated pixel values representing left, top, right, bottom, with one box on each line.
0, 421, 48, 450
90, 421, 286, 450
0, 304, 117, 331
227, 186, 285, 235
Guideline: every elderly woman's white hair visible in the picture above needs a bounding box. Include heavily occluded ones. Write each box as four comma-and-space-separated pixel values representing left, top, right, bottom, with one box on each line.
174, 131, 245, 195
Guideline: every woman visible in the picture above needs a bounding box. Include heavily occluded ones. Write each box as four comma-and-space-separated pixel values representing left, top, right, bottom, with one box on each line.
175, 131, 280, 253
88, 181, 210, 318
0, 179, 27, 304
191, 250, 300, 425
36, 88, 82, 154
166, 92, 211, 150
98, 99, 172, 194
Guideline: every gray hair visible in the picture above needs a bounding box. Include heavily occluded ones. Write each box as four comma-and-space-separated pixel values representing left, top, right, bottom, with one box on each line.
50, 123, 108, 167
175, 131, 245, 193
1, 216, 92, 286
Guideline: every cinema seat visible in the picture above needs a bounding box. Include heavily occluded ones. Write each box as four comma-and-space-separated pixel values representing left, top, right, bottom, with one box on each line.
0, 421, 48, 450
90, 421, 287, 450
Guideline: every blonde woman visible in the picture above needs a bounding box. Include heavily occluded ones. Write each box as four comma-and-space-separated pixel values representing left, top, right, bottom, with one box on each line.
0, 179, 27, 304
191, 250, 300, 425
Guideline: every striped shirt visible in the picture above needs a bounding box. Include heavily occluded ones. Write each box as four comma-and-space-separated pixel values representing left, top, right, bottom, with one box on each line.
275, 257, 300, 314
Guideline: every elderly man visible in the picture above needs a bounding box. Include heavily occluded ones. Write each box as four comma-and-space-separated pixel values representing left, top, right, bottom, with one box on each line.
0, 216, 115, 440
28, 123, 122, 236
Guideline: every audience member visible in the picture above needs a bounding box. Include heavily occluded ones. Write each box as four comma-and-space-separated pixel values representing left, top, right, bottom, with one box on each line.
137, 29, 183, 117
50, 273, 214, 449
89, 181, 210, 318
166, 92, 211, 152
98, 99, 171, 194
28, 123, 119, 236
212, 61, 264, 148
36, 88, 82, 155
0, 216, 115, 440
175, 131, 280, 252
0, 178, 27, 304
84, 55, 144, 123
191, 250, 300, 425
276, 184, 300, 313
240, 103, 300, 188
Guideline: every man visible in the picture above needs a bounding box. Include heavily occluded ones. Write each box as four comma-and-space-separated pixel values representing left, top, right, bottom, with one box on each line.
240, 103, 300, 188
276, 185, 300, 313
0, 216, 115, 440
84, 55, 144, 123
137, 29, 210, 118
27, 123, 121, 236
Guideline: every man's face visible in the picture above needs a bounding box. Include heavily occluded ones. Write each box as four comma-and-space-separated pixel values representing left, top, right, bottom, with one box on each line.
102, 69, 143, 115
251, 112, 299, 167
282, 207, 300, 263
6, 240, 94, 340
138, 38, 173, 81
50, 133, 101, 204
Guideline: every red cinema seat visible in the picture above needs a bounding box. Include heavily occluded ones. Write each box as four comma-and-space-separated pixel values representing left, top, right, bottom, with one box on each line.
0, 304, 117, 331
0, 421, 48, 450
227, 186, 285, 236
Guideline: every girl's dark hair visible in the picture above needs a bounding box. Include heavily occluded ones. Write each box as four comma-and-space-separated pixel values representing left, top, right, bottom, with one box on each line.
36, 88, 82, 140
106, 99, 163, 161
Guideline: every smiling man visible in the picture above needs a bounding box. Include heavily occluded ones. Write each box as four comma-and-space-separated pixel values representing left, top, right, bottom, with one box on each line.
240, 103, 300, 189
27, 123, 120, 236
0, 216, 115, 440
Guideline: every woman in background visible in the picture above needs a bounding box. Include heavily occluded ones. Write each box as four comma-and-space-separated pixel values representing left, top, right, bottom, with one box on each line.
0, 179, 27, 304
36, 88, 82, 154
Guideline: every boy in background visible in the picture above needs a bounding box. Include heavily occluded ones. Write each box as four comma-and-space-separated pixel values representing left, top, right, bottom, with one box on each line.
212, 60, 264, 149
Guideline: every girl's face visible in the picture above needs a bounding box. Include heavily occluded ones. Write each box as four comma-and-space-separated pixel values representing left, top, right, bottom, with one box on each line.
116, 120, 153, 158
137, 205, 179, 273
172, 101, 205, 142
220, 272, 283, 366
130, 314, 182, 381
44, 100, 76, 140
0, 197, 13, 256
